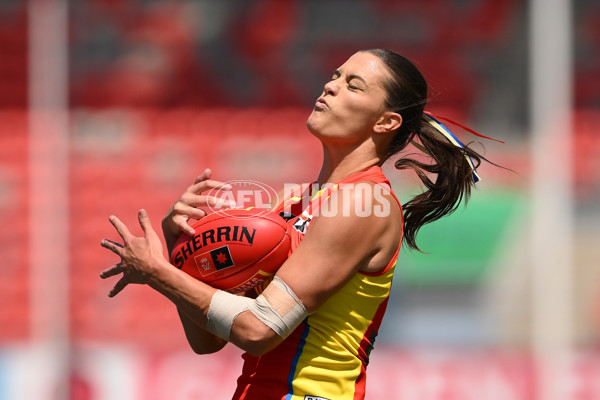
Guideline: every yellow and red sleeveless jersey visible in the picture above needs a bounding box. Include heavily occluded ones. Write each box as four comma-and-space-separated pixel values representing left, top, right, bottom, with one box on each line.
232, 166, 402, 400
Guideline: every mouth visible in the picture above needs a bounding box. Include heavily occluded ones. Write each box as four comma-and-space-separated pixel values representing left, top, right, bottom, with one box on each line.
315, 97, 328, 110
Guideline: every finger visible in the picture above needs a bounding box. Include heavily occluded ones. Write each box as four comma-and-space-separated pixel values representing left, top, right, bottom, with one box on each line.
174, 203, 207, 219
207, 195, 237, 209
171, 214, 200, 237
100, 263, 124, 279
178, 219, 199, 236
108, 215, 133, 241
183, 194, 236, 209
193, 168, 211, 184
103, 239, 123, 248
181, 225, 196, 237
169, 209, 203, 236
100, 239, 125, 255
108, 277, 129, 298
190, 179, 232, 195
169, 211, 201, 236
138, 209, 154, 236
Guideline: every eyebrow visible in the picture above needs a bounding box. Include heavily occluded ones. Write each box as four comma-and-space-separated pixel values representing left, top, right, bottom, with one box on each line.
334, 69, 368, 86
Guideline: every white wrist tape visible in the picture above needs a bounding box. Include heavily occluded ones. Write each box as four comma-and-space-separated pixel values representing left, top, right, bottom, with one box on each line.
205, 276, 308, 341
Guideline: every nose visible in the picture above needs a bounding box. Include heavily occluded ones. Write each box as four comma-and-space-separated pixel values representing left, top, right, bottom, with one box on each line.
323, 79, 338, 96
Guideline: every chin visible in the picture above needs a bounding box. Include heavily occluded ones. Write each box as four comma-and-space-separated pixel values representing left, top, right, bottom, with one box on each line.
306, 112, 321, 137
306, 112, 355, 143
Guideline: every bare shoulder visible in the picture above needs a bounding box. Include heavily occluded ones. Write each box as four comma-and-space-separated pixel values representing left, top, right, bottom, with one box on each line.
336, 180, 402, 273
307, 180, 402, 272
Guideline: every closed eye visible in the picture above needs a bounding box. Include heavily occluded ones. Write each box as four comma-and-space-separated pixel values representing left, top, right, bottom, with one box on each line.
330, 70, 366, 91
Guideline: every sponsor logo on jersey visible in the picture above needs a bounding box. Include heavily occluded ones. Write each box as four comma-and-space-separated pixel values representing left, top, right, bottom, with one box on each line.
292, 210, 313, 234
293, 215, 312, 234
304, 396, 331, 400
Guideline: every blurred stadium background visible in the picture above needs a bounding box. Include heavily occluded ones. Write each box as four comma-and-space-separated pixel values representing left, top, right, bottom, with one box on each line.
1, 0, 599, 399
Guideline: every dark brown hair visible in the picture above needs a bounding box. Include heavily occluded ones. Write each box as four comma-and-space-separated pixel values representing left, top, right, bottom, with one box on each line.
363, 48, 484, 252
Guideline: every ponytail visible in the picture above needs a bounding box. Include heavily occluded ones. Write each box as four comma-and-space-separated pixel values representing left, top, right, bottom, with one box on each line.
395, 116, 483, 252
362, 48, 502, 251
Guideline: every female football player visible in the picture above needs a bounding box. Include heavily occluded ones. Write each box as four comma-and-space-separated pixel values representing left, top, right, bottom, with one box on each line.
101, 48, 489, 399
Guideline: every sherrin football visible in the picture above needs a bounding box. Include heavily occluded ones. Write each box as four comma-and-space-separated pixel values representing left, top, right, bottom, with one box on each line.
169, 208, 291, 294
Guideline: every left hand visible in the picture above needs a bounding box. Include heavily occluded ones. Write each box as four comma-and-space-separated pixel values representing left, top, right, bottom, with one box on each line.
100, 209, 166, 297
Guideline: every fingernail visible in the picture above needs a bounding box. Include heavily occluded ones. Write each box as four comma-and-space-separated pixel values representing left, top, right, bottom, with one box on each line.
224, 184, 232, 190
109, 215, 115, 221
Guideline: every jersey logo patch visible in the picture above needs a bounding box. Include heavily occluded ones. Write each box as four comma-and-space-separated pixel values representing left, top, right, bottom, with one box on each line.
304, 396, 330, 400
293, 216, 312, 234
293, 210, 313, 234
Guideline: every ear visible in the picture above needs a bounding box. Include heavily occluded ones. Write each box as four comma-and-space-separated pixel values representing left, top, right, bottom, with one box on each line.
373, 112, 402, 134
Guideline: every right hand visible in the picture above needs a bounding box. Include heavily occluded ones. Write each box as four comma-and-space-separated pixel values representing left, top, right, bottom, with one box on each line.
162, 169, 235, 250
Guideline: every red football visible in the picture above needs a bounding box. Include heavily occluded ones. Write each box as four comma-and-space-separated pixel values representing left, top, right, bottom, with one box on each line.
169, 208, 291, 293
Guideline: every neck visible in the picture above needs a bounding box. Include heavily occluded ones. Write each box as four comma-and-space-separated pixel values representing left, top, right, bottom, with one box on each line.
317, 139, 382, 185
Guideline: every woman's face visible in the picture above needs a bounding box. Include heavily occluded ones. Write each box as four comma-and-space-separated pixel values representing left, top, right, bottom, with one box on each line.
306, 51, 392, 145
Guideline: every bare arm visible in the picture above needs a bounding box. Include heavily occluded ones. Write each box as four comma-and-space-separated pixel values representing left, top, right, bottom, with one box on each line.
178, 308, 227, 354
100, 183, 401, 356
